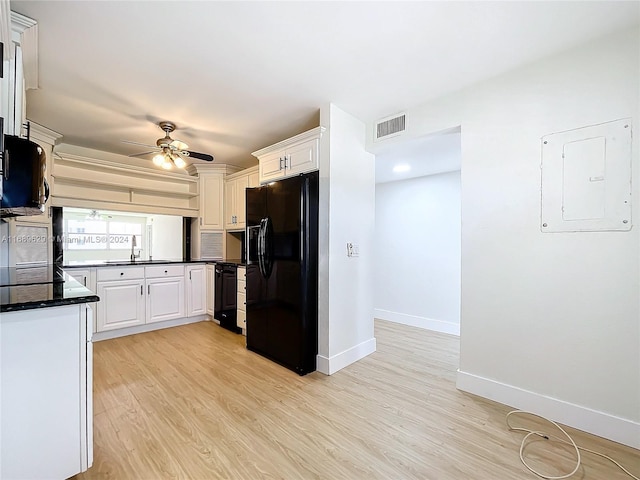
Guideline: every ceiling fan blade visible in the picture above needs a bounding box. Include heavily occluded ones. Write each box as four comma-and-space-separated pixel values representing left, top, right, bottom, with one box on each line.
185, 150, 214, 162
128, 150, 158, 158
121, 140, 158, 149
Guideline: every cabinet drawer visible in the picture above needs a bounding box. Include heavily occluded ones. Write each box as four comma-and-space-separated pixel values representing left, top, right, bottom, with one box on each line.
96, 266, 145, 282
237, 267, 246, 280
237, 309, 246, 329
145, 264, 185, 279
237, 291, 246, 312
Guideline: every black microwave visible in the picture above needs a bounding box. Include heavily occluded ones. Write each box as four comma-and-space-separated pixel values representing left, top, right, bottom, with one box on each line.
1, 134, 48, 218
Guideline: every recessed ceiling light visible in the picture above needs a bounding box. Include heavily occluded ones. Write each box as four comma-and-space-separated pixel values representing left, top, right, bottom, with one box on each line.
393, 164, 411, 173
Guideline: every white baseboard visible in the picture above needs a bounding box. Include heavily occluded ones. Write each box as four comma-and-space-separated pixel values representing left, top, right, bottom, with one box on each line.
317, 337, 377, 375
92, 315, 211, 342
374, 308, 460, 336
457, 370, 640, 449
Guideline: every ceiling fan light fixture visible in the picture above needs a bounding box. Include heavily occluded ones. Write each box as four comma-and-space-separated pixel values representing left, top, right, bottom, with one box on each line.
161, 157, 173, 169
173, 155, 186, 169
152, 153, 165, 166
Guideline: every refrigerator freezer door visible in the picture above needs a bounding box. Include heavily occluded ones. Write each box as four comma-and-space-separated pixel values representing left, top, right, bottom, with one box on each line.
245, 172, 318, 375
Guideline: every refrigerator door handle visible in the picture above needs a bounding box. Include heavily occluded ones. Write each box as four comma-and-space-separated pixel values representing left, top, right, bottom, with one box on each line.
263, 216, 274, 278
257, 218, 266, 278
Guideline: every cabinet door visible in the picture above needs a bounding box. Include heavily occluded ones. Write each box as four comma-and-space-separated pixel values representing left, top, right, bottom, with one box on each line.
285, 138, 318, 177
206, 264, 215, 316
69, 269, 91, 287
0, 305, 85, 480
234, 175, 249, 230
259, 150, 286, 184
1, 41, 23, 136
186, 265, 206, 317
237, 267, 246, 331
224, 178, 237, 229
146, 277, 185, 323
10, 221, 51, 266
96, 280, 145, 331
200, 174, 224, 230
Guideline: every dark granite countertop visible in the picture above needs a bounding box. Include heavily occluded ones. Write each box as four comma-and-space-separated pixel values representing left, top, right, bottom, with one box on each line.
62, 259, 246, 267
216, 259, 246, 266
62, 259, 208, 268
1, 265, 99, 313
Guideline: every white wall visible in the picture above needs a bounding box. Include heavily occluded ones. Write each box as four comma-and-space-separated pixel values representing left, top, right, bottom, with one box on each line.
374, 171, 461, 335
317, 104, 376, 374
147, 215, 183, 260
366, 27, 640, 447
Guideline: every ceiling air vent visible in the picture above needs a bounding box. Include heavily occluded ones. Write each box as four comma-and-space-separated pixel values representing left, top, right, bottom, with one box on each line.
375, 113, 406, 141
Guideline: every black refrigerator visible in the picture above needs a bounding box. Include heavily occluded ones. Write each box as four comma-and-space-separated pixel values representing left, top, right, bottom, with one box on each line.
245, 171, 318, 375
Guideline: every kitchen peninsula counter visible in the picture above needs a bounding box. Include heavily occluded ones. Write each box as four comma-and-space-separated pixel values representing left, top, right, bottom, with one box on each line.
0, 265, 99, 312
1, 265, 95, 478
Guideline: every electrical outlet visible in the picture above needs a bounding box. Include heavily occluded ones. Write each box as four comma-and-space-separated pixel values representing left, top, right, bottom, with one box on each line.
351, 244, 359, 257
346, 242, 353, 257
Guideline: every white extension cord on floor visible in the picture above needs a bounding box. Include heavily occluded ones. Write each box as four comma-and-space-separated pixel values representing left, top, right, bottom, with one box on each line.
506, 410, 639, 480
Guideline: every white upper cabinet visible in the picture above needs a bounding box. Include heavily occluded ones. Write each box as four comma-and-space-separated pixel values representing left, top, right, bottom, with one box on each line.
1, 12, 38, 137
224, 167, 257, 231
200, 173, 225, 230
252, 127, 325, 184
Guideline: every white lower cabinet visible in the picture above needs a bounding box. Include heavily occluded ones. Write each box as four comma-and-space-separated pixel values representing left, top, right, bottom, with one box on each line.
95, 263, 208, 335
1, 303, 93, 479
96, 279, 146, 331
186, 264, 207, 317
146, 276, 185, 323
69, 269, 91, 288
237, 266, 246, 333
206, 264, 215, 316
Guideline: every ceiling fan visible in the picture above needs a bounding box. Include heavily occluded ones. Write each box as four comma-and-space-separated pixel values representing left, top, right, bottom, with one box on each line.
123, 121, 214, 169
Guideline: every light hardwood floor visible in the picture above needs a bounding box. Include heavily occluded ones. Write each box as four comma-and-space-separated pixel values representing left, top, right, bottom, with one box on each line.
73, 320, 639, 480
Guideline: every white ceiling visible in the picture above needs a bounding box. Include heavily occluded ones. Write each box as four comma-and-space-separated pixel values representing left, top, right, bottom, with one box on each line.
11, 1, 640, 170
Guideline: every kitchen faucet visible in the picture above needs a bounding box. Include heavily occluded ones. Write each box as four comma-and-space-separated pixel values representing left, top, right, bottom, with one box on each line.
130, 235, 140, 261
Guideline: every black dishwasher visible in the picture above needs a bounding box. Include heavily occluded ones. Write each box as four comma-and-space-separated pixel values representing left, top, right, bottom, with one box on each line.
214, 264, 241, 333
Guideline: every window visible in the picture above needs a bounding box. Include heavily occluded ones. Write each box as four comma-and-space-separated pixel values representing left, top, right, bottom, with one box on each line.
63, 209, 145, 256
61, 207, 183, 263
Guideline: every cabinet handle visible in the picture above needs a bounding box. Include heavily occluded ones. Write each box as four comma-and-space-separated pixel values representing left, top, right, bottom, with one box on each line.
83, 277, 87, 286
199, 218, 202, 226
284, 155, 289, 169
3, 149, 9, 180
189, 271, 192, 280
120, 272, 124, 276
140, 285, 143, 295
148, 285, 150, 295
279, 157, 284, 171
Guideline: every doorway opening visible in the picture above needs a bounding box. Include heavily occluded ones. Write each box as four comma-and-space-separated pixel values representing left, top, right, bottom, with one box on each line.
373, 128, 462, 335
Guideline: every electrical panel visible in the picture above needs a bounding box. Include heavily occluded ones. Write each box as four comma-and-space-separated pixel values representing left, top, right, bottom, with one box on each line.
541, 118, 632, 232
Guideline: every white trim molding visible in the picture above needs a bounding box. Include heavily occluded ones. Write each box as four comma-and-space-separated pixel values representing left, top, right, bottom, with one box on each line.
456, 370, 640, 449
92, 315, 210, 342
374, 308, 460, 336
317, 337, 376, 375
